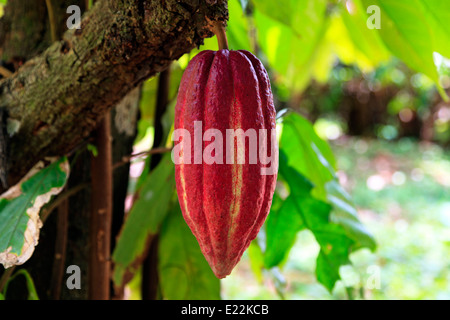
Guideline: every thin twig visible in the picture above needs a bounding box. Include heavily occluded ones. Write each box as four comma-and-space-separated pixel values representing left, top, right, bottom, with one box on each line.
41, 182, 89, 223
30, 145, 169, 223
89, 115, 113, 300
0, 182, 88, 296
112, 147, 172, 170
45, 0, 58, 42
50, 195, 69, 300
212, 20, 229, 50
0, 266, 15, 294
0, 66, 13, 78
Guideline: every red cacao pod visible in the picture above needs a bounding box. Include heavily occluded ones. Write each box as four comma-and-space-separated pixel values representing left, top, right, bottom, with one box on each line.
173, 49, 278, 278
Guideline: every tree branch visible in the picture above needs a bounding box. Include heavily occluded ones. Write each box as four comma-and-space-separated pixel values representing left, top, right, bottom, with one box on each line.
0, 66, 12, 78
0, 0, 228, 190
45, 0, 58, 43
89, 115, 113, 300
49, 195, 69, 300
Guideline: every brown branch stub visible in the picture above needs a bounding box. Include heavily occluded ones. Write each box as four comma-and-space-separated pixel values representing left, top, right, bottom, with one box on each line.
0, 266, 15, 294
45, 0, 58, 43
113, 147, 172, 170
49, 196, 69, 300
212, 20, 229, 50
89, 115, 113, 300
0, 66, 13, 78
0, 0, 229, 190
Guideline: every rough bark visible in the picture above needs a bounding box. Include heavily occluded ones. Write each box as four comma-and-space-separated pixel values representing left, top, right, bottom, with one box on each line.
0, 0, 228, 190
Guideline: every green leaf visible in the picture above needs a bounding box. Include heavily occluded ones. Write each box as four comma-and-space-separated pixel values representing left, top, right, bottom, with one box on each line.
3, 269, 39, 300
279, 111, 336, 200
280, 112, 376, 250
0, 157, 69, 268
159, 202, 220, 300
248, 240, 264, 283
86, 143, 98, 157
324, 0, 391, 74
251, 0, 300, 33
362, 0, 448, 100
112, 154, 175, 288
419, 0, 450, 59
339, 0, 390, 68
276, 152, 352, 291
254, 10, 292, 77
273, 112, 377, 291
264, 194, 305, 268
136, 66, 182, 145
326, 181, 376, 251
309, 32, 336, 84
227, 0, 252, 51
254, 0, 328, 91
364, 0, 435, 75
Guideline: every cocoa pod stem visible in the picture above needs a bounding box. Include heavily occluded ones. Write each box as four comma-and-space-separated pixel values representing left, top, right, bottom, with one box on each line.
212, 21, 229, 50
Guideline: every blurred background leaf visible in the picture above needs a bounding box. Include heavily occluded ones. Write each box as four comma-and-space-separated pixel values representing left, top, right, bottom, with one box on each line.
158, 203, 221, 299
112, 154, 175, 289
0, 157, 69, 269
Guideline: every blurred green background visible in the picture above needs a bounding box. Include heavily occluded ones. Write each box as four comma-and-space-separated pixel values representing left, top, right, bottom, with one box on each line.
222, 137, 450, 299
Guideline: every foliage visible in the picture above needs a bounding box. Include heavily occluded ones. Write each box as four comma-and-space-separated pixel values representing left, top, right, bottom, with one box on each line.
248, 0, 449, 100
264, 112, 376, 291
223, 138, 450, 299
159, 204, 221, 299
112, 154, 175, 289
0, 157, 69, 269
2, 269, 39, 300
